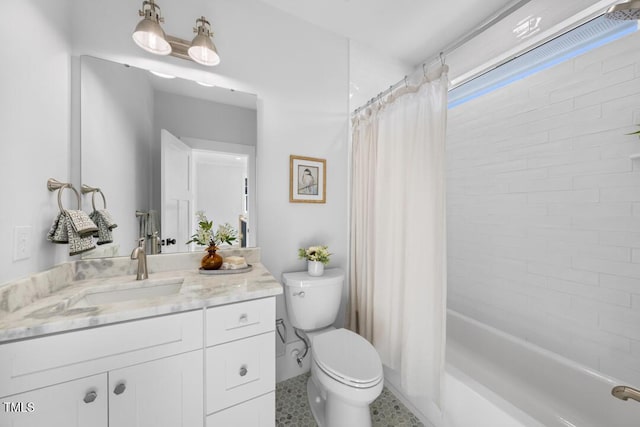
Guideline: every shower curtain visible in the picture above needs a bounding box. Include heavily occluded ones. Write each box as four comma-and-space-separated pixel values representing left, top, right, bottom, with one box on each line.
349, 65, 448, 410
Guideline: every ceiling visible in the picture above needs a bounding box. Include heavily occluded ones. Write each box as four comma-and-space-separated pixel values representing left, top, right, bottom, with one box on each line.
257, 0, 527, 67
256, 0, 620, 109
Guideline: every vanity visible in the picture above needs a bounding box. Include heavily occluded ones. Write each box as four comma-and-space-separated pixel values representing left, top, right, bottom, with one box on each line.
0, 248, 281, 427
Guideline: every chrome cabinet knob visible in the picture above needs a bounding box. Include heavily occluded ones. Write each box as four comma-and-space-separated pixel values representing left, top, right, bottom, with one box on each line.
83, 391, 97, 404
239, 366, 248, 377
239, 314, 248, 323
113, 383, 126, 395
294, 291, 305, 298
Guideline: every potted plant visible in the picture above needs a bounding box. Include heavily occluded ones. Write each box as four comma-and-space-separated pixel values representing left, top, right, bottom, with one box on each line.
188, 211, 237, 270
298, 245, 331, 276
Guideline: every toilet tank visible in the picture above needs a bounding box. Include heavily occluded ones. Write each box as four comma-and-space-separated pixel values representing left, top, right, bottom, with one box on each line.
282, 268, 344, 331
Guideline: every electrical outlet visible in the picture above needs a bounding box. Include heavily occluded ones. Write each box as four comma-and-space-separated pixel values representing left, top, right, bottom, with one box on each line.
13, 226, 32, 261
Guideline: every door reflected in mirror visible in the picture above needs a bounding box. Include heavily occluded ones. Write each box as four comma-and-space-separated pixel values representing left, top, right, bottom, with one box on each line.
80, 56, 257, 258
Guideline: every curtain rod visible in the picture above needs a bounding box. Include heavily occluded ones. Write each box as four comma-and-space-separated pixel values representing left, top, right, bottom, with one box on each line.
351, 0, 533, 116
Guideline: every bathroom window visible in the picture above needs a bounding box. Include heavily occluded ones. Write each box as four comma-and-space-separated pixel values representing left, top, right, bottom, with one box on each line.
448, 15, 639, 108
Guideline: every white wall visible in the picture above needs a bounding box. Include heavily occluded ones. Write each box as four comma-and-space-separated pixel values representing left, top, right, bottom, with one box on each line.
447, 30, 640, 386
81, 57, 154, 255
0, 1, 73, 284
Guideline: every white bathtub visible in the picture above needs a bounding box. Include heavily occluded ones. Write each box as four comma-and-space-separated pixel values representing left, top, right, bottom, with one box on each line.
444, 310, 640, 427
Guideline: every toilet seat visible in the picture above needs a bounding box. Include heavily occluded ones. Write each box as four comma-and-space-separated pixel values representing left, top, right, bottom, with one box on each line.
312, 328, 383, 389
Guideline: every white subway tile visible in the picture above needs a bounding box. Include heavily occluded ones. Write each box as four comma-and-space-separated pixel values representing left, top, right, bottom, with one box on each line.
573, 256, 640, 281
600, 316, 640, 341
548, 202, 631, 217
447, 32, 640, 383
527, 262, 599, 286
527, 189, 599, 203
599, 231, 640, 248
573, 172, 640, 189
600, 187, 640, 202
572, 216, 640, 232
508, 177, 573, 193
574, 76, 640, 109
548, 158, 631, 177
545, 276, 630, 306
601, 274, 640, 293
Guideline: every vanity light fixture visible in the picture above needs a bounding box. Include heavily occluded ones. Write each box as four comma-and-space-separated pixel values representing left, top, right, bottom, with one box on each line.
188, 17, 221, 66
132, 1, 221, 66
132, 0, 171, 55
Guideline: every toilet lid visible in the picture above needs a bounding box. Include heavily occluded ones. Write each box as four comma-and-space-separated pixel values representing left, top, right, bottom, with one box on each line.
312, 328, 383, 388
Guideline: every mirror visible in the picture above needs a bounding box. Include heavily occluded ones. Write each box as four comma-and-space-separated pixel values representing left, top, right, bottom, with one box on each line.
80, 56, 257, 257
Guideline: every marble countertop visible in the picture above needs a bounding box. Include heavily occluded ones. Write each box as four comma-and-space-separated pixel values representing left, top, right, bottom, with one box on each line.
0, 263, 282, 343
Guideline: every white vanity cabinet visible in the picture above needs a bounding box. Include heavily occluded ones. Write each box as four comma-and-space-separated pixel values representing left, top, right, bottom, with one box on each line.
205, 297, 276, 427
0, 310, 203, 427
0, 374, 108, 427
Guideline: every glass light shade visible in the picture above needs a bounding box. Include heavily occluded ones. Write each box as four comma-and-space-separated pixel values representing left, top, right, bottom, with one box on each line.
188, 34, 220, 66
132, 18, 171, 55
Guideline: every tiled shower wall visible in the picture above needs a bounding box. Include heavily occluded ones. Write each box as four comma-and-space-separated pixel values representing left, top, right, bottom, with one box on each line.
447, 30, 640, 385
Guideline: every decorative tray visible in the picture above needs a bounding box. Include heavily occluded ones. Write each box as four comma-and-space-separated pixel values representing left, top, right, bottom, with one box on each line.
198, 265, 253, 275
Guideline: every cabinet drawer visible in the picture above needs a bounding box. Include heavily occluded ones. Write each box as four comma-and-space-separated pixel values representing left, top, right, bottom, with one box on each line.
206, 297, 275, 346
0, 310, 203, 397
206, 391, 275, 427
206, 331, 275, 414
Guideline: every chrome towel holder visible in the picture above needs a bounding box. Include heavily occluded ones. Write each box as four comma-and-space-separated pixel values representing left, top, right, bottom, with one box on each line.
47, 178, 81, 212
81, 184, 108, 211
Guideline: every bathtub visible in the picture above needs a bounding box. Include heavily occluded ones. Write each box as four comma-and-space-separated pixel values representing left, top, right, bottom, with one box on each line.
444, 310, 640, 427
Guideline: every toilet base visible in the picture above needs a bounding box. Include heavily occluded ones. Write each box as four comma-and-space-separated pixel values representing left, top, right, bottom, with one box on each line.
307, 376, 327, 427
307, 372, 376, 427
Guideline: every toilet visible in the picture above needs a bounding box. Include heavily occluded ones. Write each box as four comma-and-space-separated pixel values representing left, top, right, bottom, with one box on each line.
282, 268, 383, 427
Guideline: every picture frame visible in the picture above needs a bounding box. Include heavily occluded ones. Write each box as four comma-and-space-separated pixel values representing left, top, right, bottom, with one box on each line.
289, 155, 326, 203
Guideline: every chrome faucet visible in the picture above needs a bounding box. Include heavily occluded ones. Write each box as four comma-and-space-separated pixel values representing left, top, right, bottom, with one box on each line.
131, 238, 148, 280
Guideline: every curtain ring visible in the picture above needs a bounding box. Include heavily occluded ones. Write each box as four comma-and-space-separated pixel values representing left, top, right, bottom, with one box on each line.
404, 76, 408, 88
423, 63, 427, 77
440, 52, 446, 66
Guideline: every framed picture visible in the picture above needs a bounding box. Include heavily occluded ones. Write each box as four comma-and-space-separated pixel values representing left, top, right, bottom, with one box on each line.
289, 155, 326, 203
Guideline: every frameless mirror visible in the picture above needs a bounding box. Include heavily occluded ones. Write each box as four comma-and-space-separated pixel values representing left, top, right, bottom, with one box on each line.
80, 55, 257, 258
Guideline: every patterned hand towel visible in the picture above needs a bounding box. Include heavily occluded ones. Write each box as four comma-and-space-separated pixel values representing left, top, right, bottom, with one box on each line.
47, 212, 68, 243
89, 209, 118, 245
66, 209, 98, 237
65, 212, 96, 255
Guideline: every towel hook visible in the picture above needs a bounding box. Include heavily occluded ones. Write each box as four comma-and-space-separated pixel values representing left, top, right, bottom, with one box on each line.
47, 178, 81, 212
81, 184, 107, 211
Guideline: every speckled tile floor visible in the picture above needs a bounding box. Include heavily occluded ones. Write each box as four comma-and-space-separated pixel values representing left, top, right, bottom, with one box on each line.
275, 373, 424, 427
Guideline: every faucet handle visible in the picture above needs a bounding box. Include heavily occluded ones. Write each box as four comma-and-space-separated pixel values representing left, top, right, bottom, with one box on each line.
137, 238, 145, 249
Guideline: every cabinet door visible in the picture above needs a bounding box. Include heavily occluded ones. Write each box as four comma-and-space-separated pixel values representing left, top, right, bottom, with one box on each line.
109, 350, 203, 427
0, 374, 107, 427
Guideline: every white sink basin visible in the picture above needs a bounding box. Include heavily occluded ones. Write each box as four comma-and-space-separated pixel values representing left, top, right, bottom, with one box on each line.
72, 278, 184, 307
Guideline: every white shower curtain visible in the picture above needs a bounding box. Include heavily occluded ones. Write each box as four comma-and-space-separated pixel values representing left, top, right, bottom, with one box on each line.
349, 66, 448, 410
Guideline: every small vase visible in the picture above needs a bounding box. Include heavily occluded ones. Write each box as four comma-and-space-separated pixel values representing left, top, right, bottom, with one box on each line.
201, 245, 223, 270
307, 260, 324, 277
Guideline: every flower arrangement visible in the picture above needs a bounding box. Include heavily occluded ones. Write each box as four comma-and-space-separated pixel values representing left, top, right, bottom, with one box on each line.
187, 211, 237, 247
298, 245, 331, 265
